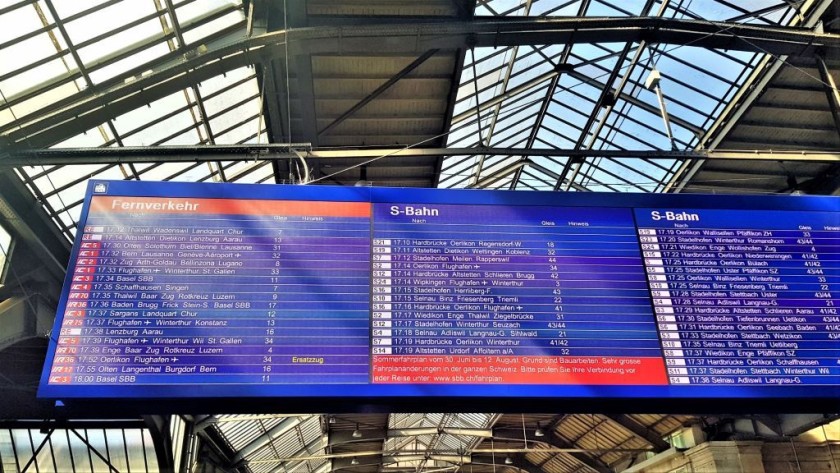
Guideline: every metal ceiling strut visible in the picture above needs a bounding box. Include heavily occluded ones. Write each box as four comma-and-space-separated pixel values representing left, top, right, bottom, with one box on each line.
4, 145, 840, 166
3, 16, 840, 152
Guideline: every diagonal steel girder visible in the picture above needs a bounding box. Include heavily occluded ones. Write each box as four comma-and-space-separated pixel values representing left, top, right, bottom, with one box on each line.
492, 426, 612, 473
665, 0, 834, 193
604, 415, 670, 452
317, 49, 441, 139
553, 0, 664, 191
3, 16, 840, 152
267, 436, 324, 473
0, 171, 70, 278
508, 0, 593, 189
469, 0, 534, 186
232, 416, 307, 465
816, 53, 840, 137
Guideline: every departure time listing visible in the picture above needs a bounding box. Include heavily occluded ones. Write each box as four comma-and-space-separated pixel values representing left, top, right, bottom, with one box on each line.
369, 203, 667, 385
43, 188, 840, 391
636, 208, 840, 387
48, 196, 372, 386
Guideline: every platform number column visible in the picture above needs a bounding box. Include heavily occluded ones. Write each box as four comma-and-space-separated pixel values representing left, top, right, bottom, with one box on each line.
638, 228, 689, 385
372, 239, 393, 355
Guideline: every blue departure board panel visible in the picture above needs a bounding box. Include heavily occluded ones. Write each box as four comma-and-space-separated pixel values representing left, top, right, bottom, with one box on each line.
38, 180, 840, 401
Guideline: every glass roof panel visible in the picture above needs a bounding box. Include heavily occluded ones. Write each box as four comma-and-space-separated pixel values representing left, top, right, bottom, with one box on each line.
175, 0, 238, 26
51, 0, 114, 18
0, 427, 160, 472
203, 80, 258, 117
224, 160, 275, 183
63, 1, 158, 46
162, 128, 205, 146
0, 0, 825, 232
1, 0, 265, 237
114, 91, 188, 135
0, 3, 42, 46
530, 0, 583, 16
2, 79, 78, 126
182, 8, 242, 44
88, 41, 172, 83
439, 0, 808, 192
0, 32, 62, 81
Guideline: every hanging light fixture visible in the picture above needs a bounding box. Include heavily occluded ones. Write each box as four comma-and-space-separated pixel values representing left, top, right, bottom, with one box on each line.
352, 424, 363, 438
534, 422, 545, 437
351, 457, 360, 465
504, 456, 513, 465
328, 416, 337, 424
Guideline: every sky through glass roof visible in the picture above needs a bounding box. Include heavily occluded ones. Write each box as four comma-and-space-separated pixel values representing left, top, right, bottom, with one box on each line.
0, 0, 821, 239
438, 0, 807, 192
0, 0, 266, 240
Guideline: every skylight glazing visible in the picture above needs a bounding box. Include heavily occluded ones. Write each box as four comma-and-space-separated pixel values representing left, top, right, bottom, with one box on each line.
0, 426, 159, 472
212, 415, 330, 473
1, 0, 820, 238
438, 0, 810, 192
0, 0, 266, 240
382, 413, 499, 473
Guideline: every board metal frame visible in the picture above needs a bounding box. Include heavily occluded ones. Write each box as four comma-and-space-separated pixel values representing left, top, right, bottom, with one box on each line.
36, 180, 840, 414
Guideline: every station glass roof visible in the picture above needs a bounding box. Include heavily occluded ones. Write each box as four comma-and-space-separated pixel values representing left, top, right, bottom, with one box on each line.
438, 0, 803, 191
1, 0, 267, 240
0, 0, 818, 241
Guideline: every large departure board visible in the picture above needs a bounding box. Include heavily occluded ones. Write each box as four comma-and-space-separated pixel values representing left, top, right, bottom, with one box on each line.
38, 181, 839, 402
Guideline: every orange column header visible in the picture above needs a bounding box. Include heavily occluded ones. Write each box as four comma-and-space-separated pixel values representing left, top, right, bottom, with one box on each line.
89, 196, 371, 218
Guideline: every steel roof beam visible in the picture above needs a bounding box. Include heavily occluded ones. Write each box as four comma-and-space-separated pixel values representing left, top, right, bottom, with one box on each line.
472, 453, 543, 473
268, 16, 840, 56
5, 145, 840, 166
816, 54, 840, 138
510, 0, 592, 189
605, 415, 671, 452
492, 427, 612, 473
233, 416, 306, 464
0, 172, 70, 278
268, 436, 324, 473
779, 413, 840, 436
668, 0, 834, 192
4, 16, 840, 151
318, 48, 440, 138
702, 414, 839, 439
